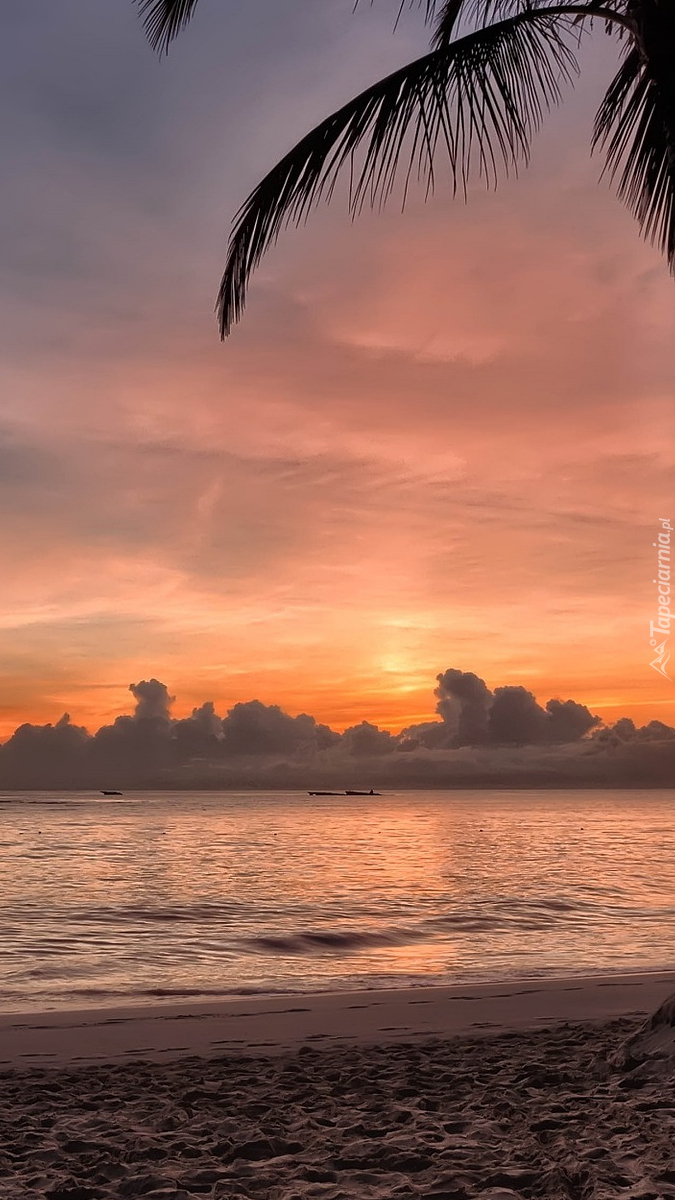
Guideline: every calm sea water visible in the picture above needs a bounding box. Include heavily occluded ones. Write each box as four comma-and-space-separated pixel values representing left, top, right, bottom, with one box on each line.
1, 788, 674, 1012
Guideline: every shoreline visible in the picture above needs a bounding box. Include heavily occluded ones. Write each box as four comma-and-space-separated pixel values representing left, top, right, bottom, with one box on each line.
2, 968, 674, 1072
3, 972, 675, 1199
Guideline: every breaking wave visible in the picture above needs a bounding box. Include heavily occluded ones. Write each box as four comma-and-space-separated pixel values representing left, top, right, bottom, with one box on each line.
247, 927, 425, 955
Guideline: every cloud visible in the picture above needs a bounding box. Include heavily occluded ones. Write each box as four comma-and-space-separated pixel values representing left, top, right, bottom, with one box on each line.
1, 2, 673, 750
594, 716, 675, 745
0, 668, 670, 789
0, 712, 90, 787
427, 672, 602, 748
340, 721, 396, 757
173, 701, 224, 759
129, 678, 174, 722
487, 685, 549, 744
546, 697, 602, 743
220, 700, 338, 758
434, 669, 493, 744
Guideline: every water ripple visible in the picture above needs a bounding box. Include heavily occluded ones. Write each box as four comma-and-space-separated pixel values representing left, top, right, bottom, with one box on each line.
1, 787, 674, 1010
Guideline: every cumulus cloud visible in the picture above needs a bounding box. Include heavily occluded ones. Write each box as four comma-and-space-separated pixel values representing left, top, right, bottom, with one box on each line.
434, 669, 492, 744
129, 678, 174, 723
397, 720, 453, 751
594, 717, 675, 746
0, 668, 671, 789
173, 701, 224, 760
340, 721, 396, 757
415, 671, 602, 749
0, 712, 90, 788
488, 685, 548, 745
546, 698, 601, 743
220, 700, 338, 758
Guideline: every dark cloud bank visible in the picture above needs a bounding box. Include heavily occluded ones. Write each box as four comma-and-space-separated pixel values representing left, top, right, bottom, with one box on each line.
1, 670, 673, 789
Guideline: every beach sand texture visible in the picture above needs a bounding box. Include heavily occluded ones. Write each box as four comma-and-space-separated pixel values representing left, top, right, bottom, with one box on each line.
1, 974, 675, 1200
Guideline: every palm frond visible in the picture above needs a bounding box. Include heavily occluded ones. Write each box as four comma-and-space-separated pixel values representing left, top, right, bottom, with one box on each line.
135, 0, 201, 53
593, 45, 675, 270
431, 0, 468, 47
217, 9, 579, 335
443, 0, 631, 41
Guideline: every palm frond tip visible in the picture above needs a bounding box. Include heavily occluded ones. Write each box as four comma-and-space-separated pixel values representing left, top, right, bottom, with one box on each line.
135, 0, 201, 53
217, 9, 580, 336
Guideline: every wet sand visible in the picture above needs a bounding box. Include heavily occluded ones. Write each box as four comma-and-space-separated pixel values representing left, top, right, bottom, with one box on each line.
1, 972, 674, 1199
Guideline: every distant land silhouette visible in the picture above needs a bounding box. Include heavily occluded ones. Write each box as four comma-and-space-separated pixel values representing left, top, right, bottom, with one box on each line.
0, 668, 672, 790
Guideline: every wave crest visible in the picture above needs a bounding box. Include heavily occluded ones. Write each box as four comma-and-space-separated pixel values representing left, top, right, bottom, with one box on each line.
248, 928, 423, 955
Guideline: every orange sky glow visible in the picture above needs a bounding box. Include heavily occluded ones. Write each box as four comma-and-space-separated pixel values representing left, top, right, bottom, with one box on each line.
0, 3, 673, 744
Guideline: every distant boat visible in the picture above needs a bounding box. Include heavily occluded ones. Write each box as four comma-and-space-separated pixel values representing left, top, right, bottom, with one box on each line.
100, 790, 123, 796
307, 789, 381, 796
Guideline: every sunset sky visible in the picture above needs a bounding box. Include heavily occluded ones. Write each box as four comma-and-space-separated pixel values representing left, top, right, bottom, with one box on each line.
1, 0, 674, 741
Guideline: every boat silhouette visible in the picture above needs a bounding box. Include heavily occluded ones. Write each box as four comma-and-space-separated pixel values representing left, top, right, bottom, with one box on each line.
307, 789, 381, 796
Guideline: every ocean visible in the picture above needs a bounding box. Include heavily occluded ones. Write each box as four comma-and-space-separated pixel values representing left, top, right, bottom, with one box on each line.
1, 788, 674, 1012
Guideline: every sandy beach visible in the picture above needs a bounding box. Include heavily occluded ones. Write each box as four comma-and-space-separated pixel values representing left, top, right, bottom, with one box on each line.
2, 972, 675, 1199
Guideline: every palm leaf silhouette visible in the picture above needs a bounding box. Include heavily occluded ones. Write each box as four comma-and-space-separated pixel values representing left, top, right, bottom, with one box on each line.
219, 11, 579, 334
135, 0, 675, 334
593, 43, 675, 267
135, 0, 202, 54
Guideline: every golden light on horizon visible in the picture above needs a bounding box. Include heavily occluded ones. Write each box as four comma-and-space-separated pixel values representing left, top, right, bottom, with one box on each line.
0, 4, 673, 761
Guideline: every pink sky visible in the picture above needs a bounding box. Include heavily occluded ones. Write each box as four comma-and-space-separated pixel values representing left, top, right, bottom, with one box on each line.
0, 1, 673, 740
